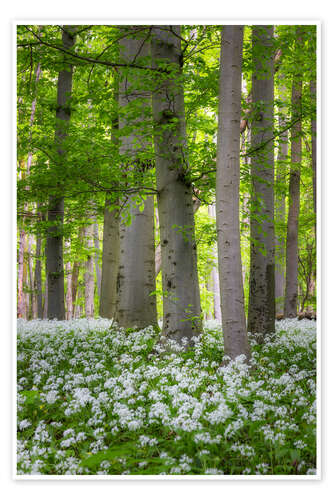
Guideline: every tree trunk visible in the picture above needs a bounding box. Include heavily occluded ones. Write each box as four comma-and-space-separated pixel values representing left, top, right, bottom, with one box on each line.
216, 25, 250, 360
65, 239, 73, 320
116, 32, 157, 328
34, 230, 43, 318
99, 73, 120, 320
275, 79, 288, 316
151, 25, 202, 345
17, 229, 26, 318
155, 197, 201, 276
84, 223, 95, 318
93, 220, 102, 298
46, 26, 75, 319
284, 29, 303, 318
208, 204, 221, 322
71, 226, 84, 317
310, 79, 317, 232
100, 197, 119, 319
248, 25, 275, 337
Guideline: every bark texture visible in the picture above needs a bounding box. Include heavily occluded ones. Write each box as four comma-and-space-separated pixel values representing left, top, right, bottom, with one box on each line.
84, 223, 95, 318
284, 79, 302, 317
116, 32, 157, 328
216, 25, 250, 360
208, 204, 221, 323
100, 197, 119, 319
46, 26, 75, 319
248, 25, 275, 336
310, 79, 317, 230
151, 25, 202, 344
275, 79, 288, 315
93, 220, 102, 298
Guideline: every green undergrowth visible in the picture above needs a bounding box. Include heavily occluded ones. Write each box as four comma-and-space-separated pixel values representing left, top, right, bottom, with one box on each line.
17, 317, 317, 476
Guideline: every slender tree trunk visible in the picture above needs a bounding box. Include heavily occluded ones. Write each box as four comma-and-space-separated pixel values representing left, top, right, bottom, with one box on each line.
27, 235, 34, 319
46, 26, 75, 319
65, 239, 73, 320
100, 72, 120, 320
216, 25, 250, 360
71, 260, 80, 318
116, 33, 157, 328
43, 277, 48, 319
93, 220, 102, 298
34, 229, 43, 318
208, 204, 221, 322
84, 223, 95, 318
71, 226, 84, 317
17, 229, 26, 318
151, 25, 202, 345
248, 25, 275, 337
100, 197, 119, 319
284, 29, 303, 318
275, 79, 288, 316
310, 79, 317, 234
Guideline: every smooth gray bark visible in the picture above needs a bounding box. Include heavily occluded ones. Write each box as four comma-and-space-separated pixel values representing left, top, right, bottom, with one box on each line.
65, 239, 73, 320
151, 25, 202, 344
275, 80, 288, 316
84, 223, 95, 318
93, 220, 102, 298
155, 197, 201, 276
100, 197, 119, 319
248, 25, 275, 337
216, 25, 250, 360
34, 231, 43, 318
284, 77, 302, 317
46, 26, 75, 319
310, 79, 317, 230
116, 32, 157, 328
208, 204, 221, 323
17, 228, 26, 318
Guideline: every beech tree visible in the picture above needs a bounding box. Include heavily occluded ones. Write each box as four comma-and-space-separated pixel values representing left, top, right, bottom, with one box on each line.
45, 26, 76, 320
284, 27, 303, 318
216, 25, 250, 360
151, 25, 202, 345
247, 25, 275, 336
116, 31, 157, 328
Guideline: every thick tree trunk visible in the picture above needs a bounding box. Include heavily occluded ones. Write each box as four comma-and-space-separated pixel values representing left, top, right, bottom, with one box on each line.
116, 33, 157, 328
284, 30, 303, 317
248, 25, 275, 337
84, 223, 95, 318
151, 25, 202, 345
46, 26, 75, 319
216, 25, 250, 360
275, 80, 288, 316
155, 197, 201, 276
117, 196, 156, 328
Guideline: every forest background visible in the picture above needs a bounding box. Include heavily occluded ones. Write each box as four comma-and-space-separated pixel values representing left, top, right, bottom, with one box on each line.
2, 0, 333, 496
16, 23, 317, 357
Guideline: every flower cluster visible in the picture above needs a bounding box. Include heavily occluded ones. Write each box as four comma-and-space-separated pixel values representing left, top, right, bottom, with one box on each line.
17, 317, 317, 476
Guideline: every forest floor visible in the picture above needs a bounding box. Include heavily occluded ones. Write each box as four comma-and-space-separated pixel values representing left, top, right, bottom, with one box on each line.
16, 318, 317, 476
